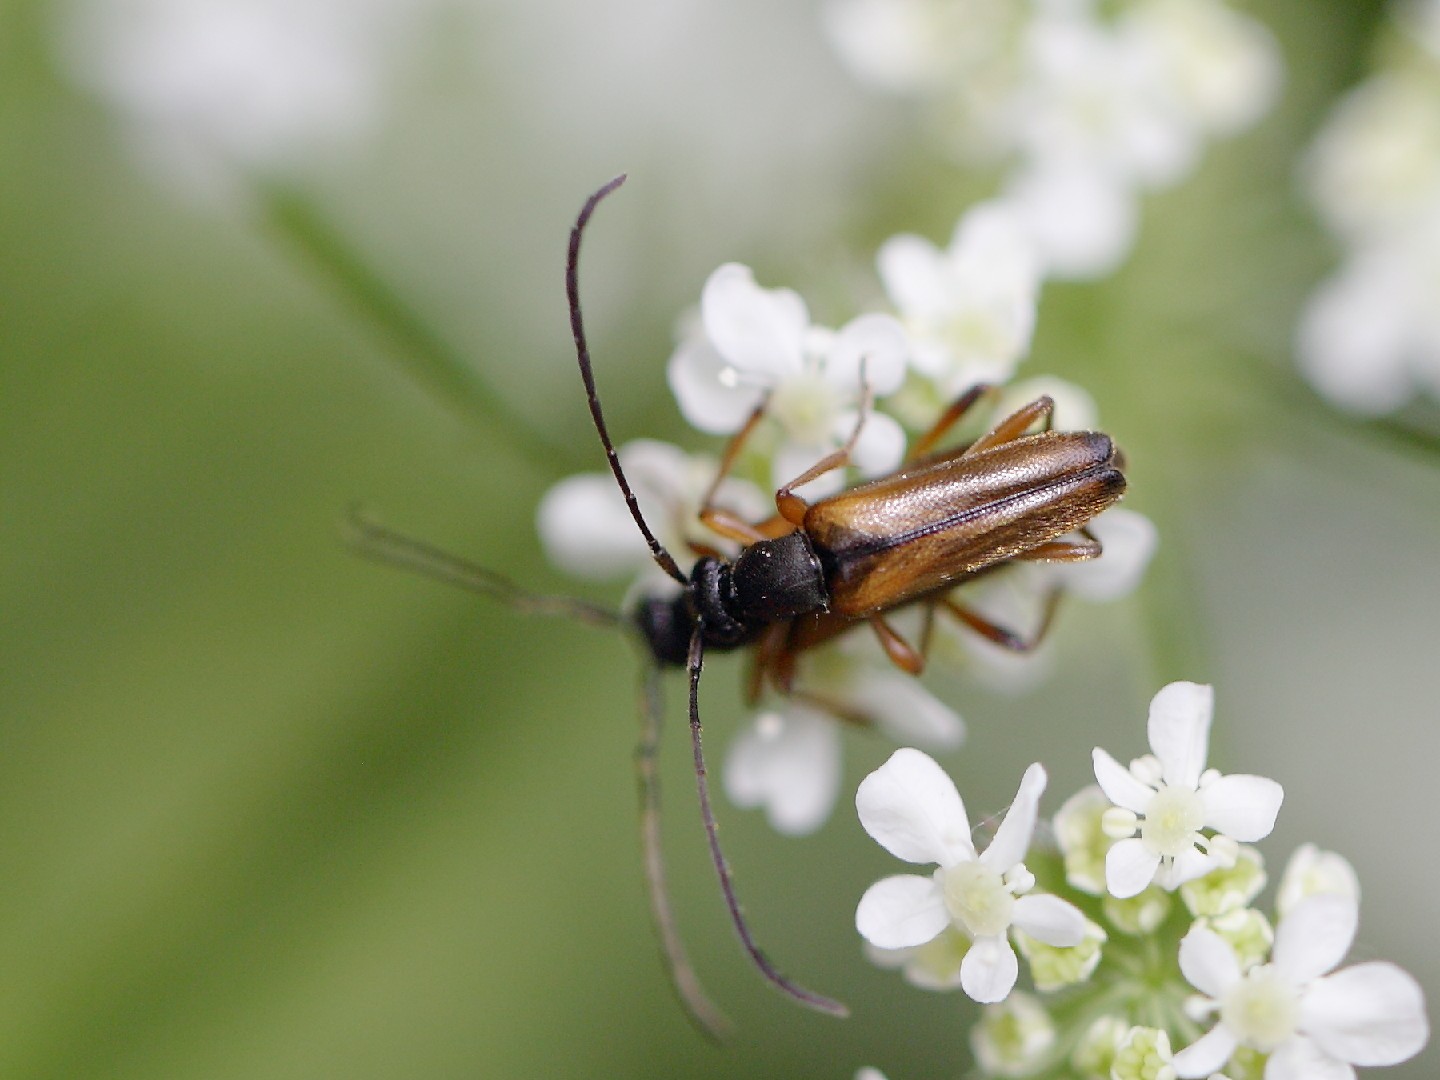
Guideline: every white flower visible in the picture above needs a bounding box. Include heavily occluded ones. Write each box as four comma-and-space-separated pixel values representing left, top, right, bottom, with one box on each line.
877, 201, 1042, 396
667, 263, 908, 497
1172, 894, 1429, 1078
971, 990, 1057, 1076
865, 923, 971, 991
1305, 72, 1440, 246
57, 0, 427, 194
724, 704, 843, 837
1001, 158, 1141, 279
1119, 0, 1282, 139
1276, 844, 1360, 919
726, 646, 964, 836
855, 750, 1087, 1003
1015, 7, 1200, 192
1295, 228, 1440, 415
536, 438, 768, 584
1093, 682, 1284, 898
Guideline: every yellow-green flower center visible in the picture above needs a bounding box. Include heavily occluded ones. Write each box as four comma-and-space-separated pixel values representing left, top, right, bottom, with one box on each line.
939, 861, 1014, 938
769, 372, 841, 447
1220, 966, 1300, 1053
1140, 784, 1205, 857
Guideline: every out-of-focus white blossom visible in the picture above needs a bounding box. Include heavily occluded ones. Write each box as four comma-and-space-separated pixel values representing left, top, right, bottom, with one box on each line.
1276, 843, 1360, 918
57, 0, 431, 195
536, 438, 768, 587
826, 0, 1282, 279
726, 643, 965, 835
970, 991, 1057, 1076
1298, 3, 1440, 413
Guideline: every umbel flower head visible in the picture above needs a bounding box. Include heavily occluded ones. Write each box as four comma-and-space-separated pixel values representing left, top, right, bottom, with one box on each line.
1093, 681, 1284, 898
854, 749, 1087, 1002
1173, 893, 1429, 1078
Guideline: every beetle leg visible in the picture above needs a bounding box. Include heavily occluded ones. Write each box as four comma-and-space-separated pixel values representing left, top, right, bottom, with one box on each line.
907, 382, 993, 462
1014, 536, 1103, 562
869, 613, 926, 675
963, 394, 1055, 457
747, 621, 791, 703
695, 400, 775, 544
942, 589, 1062, 653
774, 371, 876, 526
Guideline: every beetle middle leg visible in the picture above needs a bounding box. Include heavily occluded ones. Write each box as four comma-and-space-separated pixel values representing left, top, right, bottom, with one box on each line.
941, 588, 1063, 653
963, 394, 1055, 457
772, 373, 877, 526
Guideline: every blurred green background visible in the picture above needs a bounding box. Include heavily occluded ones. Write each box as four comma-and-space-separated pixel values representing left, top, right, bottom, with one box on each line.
2, 0, 1437, 1076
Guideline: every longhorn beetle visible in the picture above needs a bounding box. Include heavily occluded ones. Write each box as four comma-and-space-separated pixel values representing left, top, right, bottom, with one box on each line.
351, 175, 1127, 1038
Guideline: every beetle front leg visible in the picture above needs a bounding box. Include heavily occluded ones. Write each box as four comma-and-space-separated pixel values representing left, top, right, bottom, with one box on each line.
774, 372, 877, 526
697, 401, 776, 545
907, 382, 993, 462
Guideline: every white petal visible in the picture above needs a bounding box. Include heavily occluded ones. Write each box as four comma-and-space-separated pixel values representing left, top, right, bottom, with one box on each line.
824, 313, 909, 397
1011, 894, 1087, 947
877, 233, 952, 319
838, 409, 907, 478
856, 874, 949, 949
1092, 747, 1153, 813
1171, 1024, 1239, 1079
1163, 845, 1223, 889
1148, 681, 1213, 790
856, 748, 975, 865
536, 473, 649, 579
1273, 894, 1357, 983
1266, 1035, 1355, 1080
980, 763, 1047, 873
844, 668, 965, 750
771, 440, 847, 501
1178, 925, 1241, 998
1105, 837, 1161, 898
960, 935, 1019, 1003
1301, 962, 1430, 1066
700, 263, 808, 379
666, 331, 766, 434
1201, 773, 1283, 842
1278, 843, 1361, 917
1056, 508, 1158, 601
723, 707, 841, 837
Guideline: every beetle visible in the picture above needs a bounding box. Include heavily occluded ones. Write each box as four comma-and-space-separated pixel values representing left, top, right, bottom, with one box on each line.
351, 174, 1127, 1038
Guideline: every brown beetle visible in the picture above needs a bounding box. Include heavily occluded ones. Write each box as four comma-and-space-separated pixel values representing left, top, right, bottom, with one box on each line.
351, 175, 1126, 1038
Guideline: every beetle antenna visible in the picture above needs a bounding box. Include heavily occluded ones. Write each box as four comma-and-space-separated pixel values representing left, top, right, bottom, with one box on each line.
567, 175, 688, 586
344, 507, 621, 628
636, 666, 734, 1041
684, 630, 850, 1018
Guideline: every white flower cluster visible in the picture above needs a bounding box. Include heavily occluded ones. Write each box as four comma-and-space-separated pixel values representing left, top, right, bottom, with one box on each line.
854, 682, 1429, 1080
1297, 0, 1440, 414
55, 0, 433, 195
825, 0, 1282, 279
540, 226, 1156, 838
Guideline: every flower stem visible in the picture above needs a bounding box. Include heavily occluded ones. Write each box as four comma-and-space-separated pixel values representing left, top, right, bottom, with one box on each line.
257, 183, 578, 470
